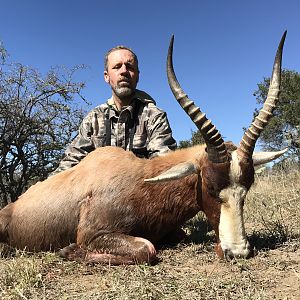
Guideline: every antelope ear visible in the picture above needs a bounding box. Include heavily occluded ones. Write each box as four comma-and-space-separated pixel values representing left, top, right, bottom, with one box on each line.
252, 148, 288, 166
144, 162, 199, 183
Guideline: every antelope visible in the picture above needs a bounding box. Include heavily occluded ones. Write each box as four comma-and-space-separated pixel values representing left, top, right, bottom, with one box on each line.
0, 32, 287, 264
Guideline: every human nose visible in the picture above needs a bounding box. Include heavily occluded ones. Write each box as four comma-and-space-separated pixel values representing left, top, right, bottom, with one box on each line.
120, 64, 129, 74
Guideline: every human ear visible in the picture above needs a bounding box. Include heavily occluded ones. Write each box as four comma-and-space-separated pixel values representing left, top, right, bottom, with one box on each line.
104, 70, 109, 83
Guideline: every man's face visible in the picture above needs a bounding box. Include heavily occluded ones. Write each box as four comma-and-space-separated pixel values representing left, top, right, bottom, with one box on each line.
104, 49, 139, 99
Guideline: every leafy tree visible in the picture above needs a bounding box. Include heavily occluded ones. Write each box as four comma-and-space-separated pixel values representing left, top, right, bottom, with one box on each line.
0, 43, 87, 207
254, 69, 300, 162
0, 41, 7, 63
178, 130, 205, 149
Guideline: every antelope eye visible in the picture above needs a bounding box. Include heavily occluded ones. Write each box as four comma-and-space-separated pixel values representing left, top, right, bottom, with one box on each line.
207, 183, 220, 198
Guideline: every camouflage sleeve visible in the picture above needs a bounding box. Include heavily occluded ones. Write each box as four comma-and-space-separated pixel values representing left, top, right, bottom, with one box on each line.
147, 109, 177, 158
52, 118, 95, 175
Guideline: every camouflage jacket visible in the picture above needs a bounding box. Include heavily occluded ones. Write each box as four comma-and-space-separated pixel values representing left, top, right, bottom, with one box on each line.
53, 90, 177, 174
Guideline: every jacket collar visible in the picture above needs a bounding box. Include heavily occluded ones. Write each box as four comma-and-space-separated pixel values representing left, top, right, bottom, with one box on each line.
106, 89, 155, 119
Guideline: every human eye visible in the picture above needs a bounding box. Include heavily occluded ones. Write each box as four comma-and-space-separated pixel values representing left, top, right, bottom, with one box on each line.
113, 63, 121, 69
126, 63, 135, 71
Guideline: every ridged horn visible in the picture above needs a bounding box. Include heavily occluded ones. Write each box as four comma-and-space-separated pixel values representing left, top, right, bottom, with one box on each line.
239, 31, 287, 159
167, 35, 228, 163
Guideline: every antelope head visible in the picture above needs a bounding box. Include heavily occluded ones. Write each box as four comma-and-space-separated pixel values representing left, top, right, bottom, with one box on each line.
146, 32, 287, 259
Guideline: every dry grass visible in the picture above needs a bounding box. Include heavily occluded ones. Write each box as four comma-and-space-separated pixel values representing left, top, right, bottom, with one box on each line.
0, 165, 299, 300
245, 165, 300, 249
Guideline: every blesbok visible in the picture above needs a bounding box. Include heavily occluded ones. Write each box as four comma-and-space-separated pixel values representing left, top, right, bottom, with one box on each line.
0, 32, 287, 264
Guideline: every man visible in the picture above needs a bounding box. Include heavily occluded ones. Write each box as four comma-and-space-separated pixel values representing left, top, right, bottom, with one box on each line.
53, 45, 176, 174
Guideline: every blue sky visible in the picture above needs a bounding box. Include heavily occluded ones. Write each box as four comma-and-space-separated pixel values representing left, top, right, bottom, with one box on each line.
1, 0, 299, 148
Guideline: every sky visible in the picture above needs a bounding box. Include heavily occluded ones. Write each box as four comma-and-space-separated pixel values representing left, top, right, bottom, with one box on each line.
1, 0, 299, 148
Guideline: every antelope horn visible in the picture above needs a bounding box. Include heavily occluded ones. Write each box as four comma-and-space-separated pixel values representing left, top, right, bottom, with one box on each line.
239, 31, 287, 159
167, 35, 228, 163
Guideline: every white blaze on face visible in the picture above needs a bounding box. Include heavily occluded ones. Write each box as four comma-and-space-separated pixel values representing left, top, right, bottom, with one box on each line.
218, 151, 251, 258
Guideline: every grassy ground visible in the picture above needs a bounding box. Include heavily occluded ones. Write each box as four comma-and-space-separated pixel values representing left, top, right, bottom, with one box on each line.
0, 166, 299, 300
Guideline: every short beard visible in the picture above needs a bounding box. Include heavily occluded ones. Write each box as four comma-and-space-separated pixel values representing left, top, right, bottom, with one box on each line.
112, 86, 135, 99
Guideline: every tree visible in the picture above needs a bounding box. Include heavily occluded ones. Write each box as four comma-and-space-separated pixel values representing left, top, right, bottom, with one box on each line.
253, 69, 300, 162
178, 130, 205, 149
0, 43, 87, 207
0, 41, 7, 64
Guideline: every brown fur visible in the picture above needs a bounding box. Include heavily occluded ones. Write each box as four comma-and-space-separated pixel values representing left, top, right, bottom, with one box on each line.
0, 143, 247, 264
